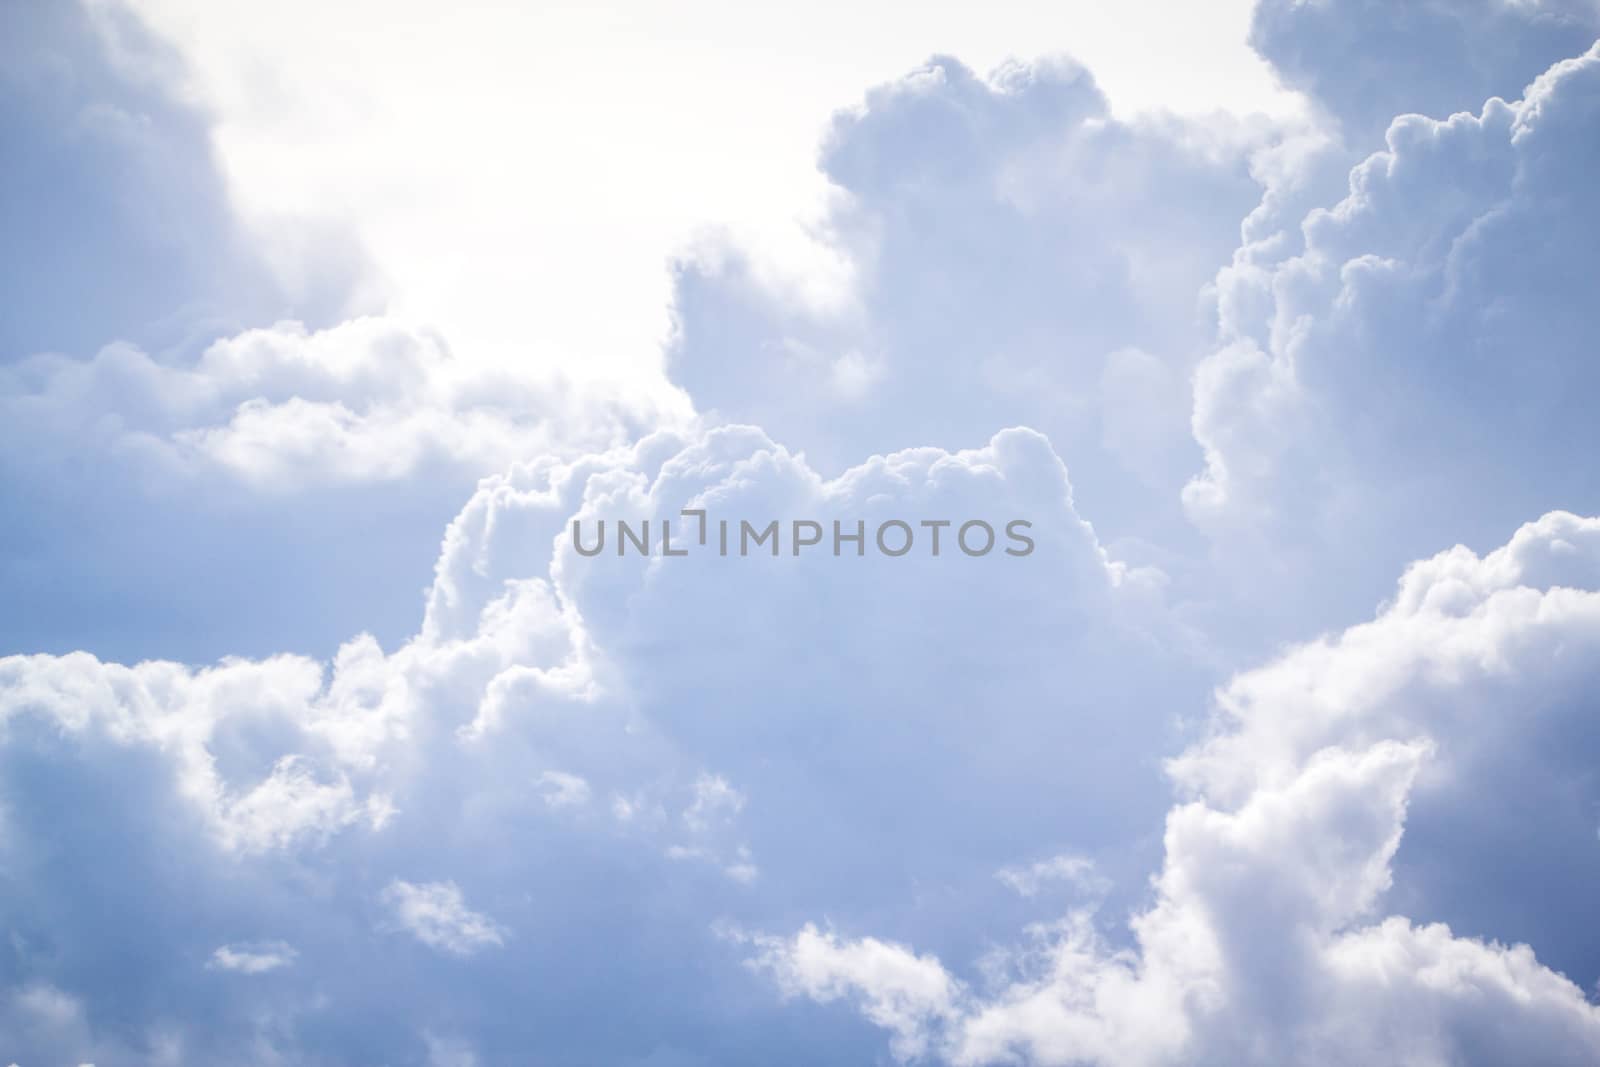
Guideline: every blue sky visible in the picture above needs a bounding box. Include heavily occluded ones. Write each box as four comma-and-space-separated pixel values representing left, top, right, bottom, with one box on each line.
4, 1, 1600, 1064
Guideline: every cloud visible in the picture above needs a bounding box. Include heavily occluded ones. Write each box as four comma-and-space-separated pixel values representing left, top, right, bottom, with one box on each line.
0, 423, 1197, 1062
995, 855, 1108, 900
208, 942, 298, 974
380, 880, 507, 957
1, 317, 672, 489
741, 923, 964, 1061
0, 3, 679, 669
745, 512, 1600, 1065
1188, 40, 1600, 632
535, 770, 592, 809
0, 0, 363, 360
7, 5, 1600, 1064
668, 54, 1272, 544
1250, 0, 1600, 142
0, 315, 683, 665
0, 648, 393, 852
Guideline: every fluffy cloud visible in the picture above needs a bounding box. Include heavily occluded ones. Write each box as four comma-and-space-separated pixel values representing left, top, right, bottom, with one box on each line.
0, 315, 684, 665
741, 923, 964, 1061
1188, 40, 1600, 630
0, 6, 685, 668
0, 423, 1199, 1063
2, 317, 671, 488
747, 512, 1600, 1066
668, 54, 1271, 547
0, 648, 394, 852
7, 1, 1600, 1063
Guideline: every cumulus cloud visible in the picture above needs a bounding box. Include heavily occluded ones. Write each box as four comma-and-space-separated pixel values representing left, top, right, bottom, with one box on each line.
0, 3, 683, 668
668, 54, 1272, 546
1, 317, 670, 488
0, 422, 1194, 1062
1188, 40, 1600, 631
746, 512, 1600, 1065
7, 2, 1600, 1063
0, 649, 394, 852
0, 314, 684, 665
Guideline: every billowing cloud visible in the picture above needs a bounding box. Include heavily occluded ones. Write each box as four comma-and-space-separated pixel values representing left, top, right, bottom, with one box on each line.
2, 317, 674, 488
5, 0, 1600, 1063
0, 424, 1199, 1062
0, 314, 683, 665
668, 54, 1272, 546
746, 512, 1600, 1066
0, 648, 394, 852
1189, 40, 1600, 631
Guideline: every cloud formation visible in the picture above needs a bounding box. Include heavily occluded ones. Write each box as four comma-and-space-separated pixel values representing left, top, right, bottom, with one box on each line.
1190, 40, 1600, 629
5, 0, 1600, 1063
0, 423, 1199, 1062
3, 317, 669, 488
0, 315, 683, 664
669, 54, 1271, 545
750, 512, 1600, 1066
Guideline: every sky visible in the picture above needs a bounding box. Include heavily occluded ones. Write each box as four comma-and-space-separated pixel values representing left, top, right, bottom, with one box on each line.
4, 0, 1600, 1064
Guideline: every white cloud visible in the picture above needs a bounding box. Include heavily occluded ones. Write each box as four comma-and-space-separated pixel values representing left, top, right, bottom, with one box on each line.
0, 317, 678, 489
746, 511, 1600, 1065
0, 421, 1191, 1060
682, 774, 744, 834
741, 923, 964, 1062
668, 54, 1275, 548
116, 0, 1292, 400
208, 941, 298, 974
380, 880, 507, 957
11, 12, 1600, 1059
1188, 40, 1600, 631
0, 650, 393, 853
